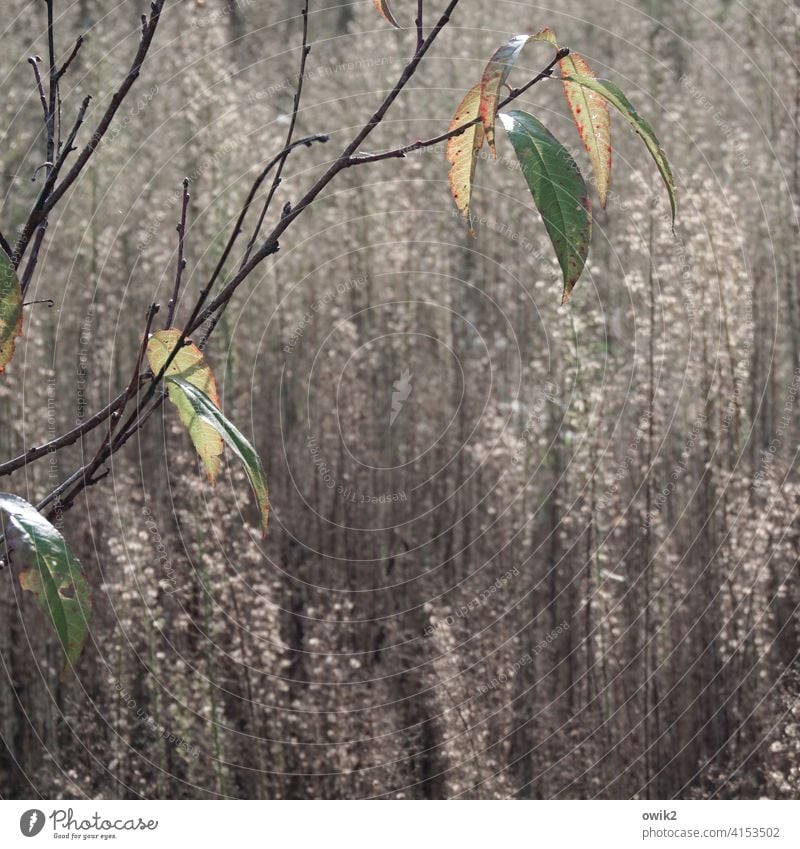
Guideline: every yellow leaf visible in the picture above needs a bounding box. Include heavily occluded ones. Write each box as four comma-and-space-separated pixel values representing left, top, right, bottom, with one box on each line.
533, 27, 558, 48
146, 329, 223, 484
371, 0, 400, 28
560, 53, 612, 207
0, 249, 22, 374
446, 83, 485, 233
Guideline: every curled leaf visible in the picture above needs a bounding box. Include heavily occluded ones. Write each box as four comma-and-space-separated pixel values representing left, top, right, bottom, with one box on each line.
146, 329, 223, 484
562, 73, 676, 222
371, 0, 401, 28
479, 35, 530, 157
0, 249, 22, 374
500, 110, 591, 304
446, 83, 485, 233
478, 30, 559, 157
0, 493, 91, 673
167, 377, 270, 536
560, 53, 611, 207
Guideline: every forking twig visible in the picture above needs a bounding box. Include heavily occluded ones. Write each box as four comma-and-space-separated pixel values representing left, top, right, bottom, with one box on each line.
31, 0, 568, 522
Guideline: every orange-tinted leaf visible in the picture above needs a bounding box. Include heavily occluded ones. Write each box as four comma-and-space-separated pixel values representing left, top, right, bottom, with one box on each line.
0, 249, 22, 374
562, 73, 676, 223
146, 329, 224, 484
446, 83, 485, 232
371, 0, 401, 28
479, 30, 560, 157
560, 53, 611, 207
479, 35, 530, 157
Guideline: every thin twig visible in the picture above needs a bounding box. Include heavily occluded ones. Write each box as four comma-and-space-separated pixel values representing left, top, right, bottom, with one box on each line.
191, 0, 463, 334
20, 225, 47, 296
165, 179, 190, 328
45, 0, 58, 170
196, 134, 327, 325
35, 0, 464, 518
104, 303, 159, 446
56, 35, 84, 81
28, 57, 49, 122
49, 95, 92, 185
239, 0, 311, 270
415, 0, 424, 53
346, 47, 569, 166
46, 303, 160, 515
0, 379, 148, 478
13, 0, 166, 267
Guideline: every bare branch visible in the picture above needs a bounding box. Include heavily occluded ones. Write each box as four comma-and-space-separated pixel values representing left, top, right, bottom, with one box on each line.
45, 0, 58, 167
185, 133, 328, 335
19, 224, 47, 296
32, 0, 501, 522
28, 57, 48, 123
50, 95, 92, 183
0, 379, 148, 478
165, 179, 190, 328
346, 46, 569, 166
239, 0, 312, 270
56, 35, 84, 81
191, 0, 463, 334
99, 303, 160, 455
13, 0, 167, 267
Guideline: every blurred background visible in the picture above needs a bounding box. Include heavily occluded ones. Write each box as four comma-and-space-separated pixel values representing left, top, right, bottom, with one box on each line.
1, 0, 799, 799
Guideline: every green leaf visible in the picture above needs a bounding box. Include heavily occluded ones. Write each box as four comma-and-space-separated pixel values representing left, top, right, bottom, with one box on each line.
0, 493, 91, 673
561, 73, 676, 223
0, 248, 22, 374
167, 377, 270, 536
499, 109, 592, 303
146, 329, 224, 484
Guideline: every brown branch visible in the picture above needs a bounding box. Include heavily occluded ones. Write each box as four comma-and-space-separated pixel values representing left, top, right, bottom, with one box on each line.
0, 378, 148, 478
45, 0, 58, 169
24, 3, 563, 518
56, 35, 84, 81
239, 0, 311, 270
200, 133, 328, 319
165, 179, 190, 328
346, 46, 569, 166
116, 303, 160, 433
19, 224, 47, 296
28, 57, 49, 123
39, 305, 160, 516
50, 95, 92, 184
415, 0, 424, 53
34, 0, 463, 518
191, 0, 463, 334
13, 0, 166, 267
